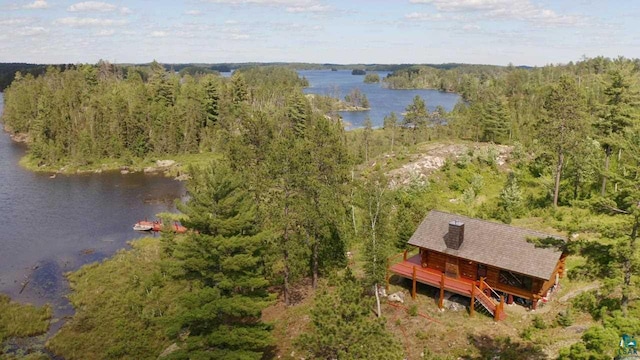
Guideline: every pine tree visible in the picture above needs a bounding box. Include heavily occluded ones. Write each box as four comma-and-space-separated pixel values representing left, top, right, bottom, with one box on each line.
202, 76, 220, 128
166, 161, 273, 359
298, 269, 404, 360
498, 172, 523, 223
403, 95, 429, 144
539, 75, 589, 207
595, 67, 639, 196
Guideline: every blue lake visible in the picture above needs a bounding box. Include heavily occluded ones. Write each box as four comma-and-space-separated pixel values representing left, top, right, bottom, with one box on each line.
299, 70, 461, 129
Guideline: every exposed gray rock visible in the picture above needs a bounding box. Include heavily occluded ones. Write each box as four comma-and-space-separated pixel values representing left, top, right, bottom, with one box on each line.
158, 343, 179, 358
174, 173, 190, 181
388, 291, 404, 304
156, 160, 176, 167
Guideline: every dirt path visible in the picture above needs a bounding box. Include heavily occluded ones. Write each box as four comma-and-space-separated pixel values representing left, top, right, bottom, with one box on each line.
558, 282, 600, 303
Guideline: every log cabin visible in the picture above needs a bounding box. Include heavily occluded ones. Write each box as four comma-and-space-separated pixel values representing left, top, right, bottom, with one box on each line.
388, 210, 566, 320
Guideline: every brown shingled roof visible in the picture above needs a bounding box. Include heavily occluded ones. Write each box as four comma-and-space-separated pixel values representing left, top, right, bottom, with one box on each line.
407, 210, 565, 280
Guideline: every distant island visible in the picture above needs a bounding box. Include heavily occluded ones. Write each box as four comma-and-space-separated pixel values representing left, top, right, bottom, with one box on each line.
351, 69, 366, 75
364, 73, 380, 83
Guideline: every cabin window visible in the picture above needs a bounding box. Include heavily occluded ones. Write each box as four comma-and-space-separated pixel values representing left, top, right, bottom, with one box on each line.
498, 270, 532, 291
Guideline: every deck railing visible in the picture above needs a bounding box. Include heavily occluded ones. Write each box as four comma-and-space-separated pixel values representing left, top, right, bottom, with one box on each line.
387, 251, 507, 321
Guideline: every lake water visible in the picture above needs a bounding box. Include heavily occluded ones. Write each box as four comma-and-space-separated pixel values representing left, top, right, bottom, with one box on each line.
0, 93, 185, 329
300, 70, 460, 129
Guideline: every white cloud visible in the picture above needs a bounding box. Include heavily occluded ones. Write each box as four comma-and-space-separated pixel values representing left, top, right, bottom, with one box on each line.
231, 33, 250, 40
55, 17, 127, 27
15, 26, 48, 36
225, 20, 238, 24
206, 0, 304, 4
410, 0, 586, 26
120, 7, 132, 14
0, 18, 31, 26
205, 0, 331, 13
95, 29, 115, 36
68, 1, 116, 12
286, 4, 330, 13
185, 10, 202, 15
463, 24, 481, 31
150, 31, 168, 37
23, 0, 48, 9
405, 12, 447, 21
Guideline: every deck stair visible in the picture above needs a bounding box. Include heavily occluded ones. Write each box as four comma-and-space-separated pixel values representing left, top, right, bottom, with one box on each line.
387, 252, 506, 321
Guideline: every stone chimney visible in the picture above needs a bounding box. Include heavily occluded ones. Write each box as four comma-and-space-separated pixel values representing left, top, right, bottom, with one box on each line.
446, 220, 465, 250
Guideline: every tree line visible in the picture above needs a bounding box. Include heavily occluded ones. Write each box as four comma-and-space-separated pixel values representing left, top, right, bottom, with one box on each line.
5, 56, 640, 358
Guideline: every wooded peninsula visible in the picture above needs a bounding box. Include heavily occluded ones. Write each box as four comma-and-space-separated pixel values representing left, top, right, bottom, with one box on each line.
1, 56, 640, 359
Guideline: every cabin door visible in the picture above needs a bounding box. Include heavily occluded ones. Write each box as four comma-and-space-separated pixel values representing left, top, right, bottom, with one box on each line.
445, 256, 459, 278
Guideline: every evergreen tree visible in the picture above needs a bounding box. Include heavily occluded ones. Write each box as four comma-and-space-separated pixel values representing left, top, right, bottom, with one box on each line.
403, 95, 429, 144
300, 113, 350, 288
481, 95, 510, 143
595, 67, 639, 196
539, 75, 590, 207
297, 269, 404, 360
498, 172, 523, 223
166, 161, 273, 359
202, 76, 220, 127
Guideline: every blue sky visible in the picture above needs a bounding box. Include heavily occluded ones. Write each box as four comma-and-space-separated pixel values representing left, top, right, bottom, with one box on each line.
0, 0, 639, 66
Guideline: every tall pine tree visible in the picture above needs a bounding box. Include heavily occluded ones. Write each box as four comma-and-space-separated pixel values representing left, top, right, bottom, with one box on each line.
166, 161, 273, 359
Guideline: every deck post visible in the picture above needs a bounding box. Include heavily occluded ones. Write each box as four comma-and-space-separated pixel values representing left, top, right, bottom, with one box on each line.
411, 266, 417, 300
438, 273, 445, 310
479, 277, 485, 292
385, 258, 390, 292
403, 249, 407, 261
470, 283, 475, 317
494, 295, 504, 321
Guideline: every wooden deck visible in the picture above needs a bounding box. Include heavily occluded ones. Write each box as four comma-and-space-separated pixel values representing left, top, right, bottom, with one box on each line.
388, 253, 506, 321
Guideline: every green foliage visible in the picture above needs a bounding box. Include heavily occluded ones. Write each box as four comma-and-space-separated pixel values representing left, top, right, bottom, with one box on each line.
166, 160, 273, 359
297, 269, 404, 359
532, 315, 548, 330
498, 172, 523, 223
48, 238, 188, 359
558, 326, 618, 360
555, 307, 575, 327
1, 62, 307, 169
539, 74, 590, 207
403, 95, 429, 144
364, 73, 380, 84
359, 169, 397, 285
344, 88, 370, 108
0, 295, 51, 345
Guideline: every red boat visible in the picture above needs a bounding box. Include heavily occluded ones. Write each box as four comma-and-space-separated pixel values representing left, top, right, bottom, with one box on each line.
132, 220, 187, 233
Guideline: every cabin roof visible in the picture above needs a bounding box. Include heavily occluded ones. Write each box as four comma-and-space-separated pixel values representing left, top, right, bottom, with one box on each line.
408, 210, 565, 280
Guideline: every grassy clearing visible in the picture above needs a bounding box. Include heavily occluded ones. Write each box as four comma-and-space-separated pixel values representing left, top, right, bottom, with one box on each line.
47, 237, 189, 360
0, 295, 51, 345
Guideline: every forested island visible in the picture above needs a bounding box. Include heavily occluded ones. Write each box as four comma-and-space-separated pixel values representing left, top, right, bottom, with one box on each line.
2, 56, 640, 359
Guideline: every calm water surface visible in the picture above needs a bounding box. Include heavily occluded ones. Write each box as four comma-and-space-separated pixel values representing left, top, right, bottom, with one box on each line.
300, 70, 460, 129
0, 93, 184, 327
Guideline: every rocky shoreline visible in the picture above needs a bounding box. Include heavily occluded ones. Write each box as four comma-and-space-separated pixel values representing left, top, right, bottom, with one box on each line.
8, 130, 191, 181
